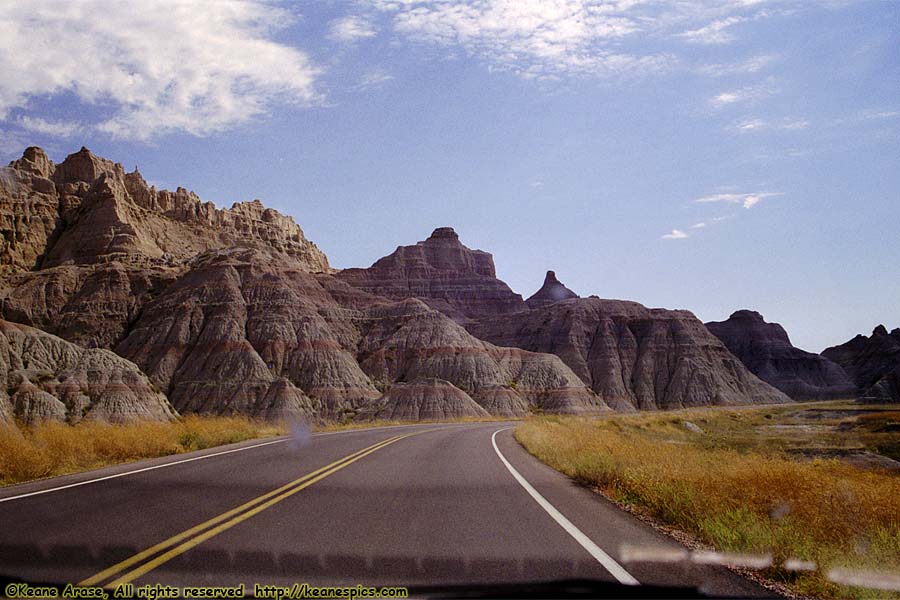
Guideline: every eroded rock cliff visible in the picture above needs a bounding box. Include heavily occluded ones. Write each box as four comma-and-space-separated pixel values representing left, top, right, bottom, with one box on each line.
0, 146, 329, 274
706, 310, 856, 400
336, 227, 527, 322
823, 326, 900, 403
0, 146, 793, 421
0, 320, 175, 424
115, 248, 606, 419
469, 298, 790, 410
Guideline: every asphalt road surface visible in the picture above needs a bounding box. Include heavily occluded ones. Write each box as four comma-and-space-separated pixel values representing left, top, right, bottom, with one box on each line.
0, 422, 772, 597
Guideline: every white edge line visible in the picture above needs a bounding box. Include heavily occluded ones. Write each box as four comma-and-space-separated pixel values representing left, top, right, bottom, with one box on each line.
0, 438, 288, 503
491, 427, 640, 586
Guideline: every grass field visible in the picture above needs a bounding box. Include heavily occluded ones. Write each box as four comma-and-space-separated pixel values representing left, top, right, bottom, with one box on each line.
0, 416, 285, 486
515, 402, 900, 600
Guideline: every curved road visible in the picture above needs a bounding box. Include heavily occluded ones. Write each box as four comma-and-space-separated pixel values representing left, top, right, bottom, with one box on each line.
0, 423, 770, 597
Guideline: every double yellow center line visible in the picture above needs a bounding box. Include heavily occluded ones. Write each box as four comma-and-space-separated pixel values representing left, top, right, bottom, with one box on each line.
80, 432, 415, 588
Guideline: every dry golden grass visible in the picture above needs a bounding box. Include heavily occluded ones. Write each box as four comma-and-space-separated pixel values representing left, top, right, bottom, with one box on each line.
313, 415, 512, 432
516, 407, 900, 600
0, 416, 284, 486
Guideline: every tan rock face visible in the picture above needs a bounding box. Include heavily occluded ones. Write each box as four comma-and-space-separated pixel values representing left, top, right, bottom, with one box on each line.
0, 146, 329, 274
706, 310, 856, 400
0, 320, 175, 424
0, 148, 61, 275
469, 298, 790, 410
0, 146, 331, 421
337, 227, 527, 323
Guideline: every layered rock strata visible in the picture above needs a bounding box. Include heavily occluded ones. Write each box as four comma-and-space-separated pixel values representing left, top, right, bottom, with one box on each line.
115, 248, 606, 419
705, 310, 856, 400
336, 227, 527, 322
0, 320, 175, 424
823, 326, 900, 403
0, 146, 796, 420
469, 298, 791, 410
358, 379, 491, 421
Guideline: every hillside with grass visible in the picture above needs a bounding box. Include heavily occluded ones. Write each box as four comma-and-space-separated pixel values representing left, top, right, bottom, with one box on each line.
516, 403, 900, 599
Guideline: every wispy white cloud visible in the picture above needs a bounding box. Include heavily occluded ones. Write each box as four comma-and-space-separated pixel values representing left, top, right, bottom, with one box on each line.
709, 80, 777, 108
729, 117, 809, 133
354, 68, 394, 90
695, 191, 783, 209
678, 16, 744, 45
363, 1, 791, 81
733, 118, 769, 132
697, 54, 776, 77
859, 109, 899, 120
691, 222, 707, 229
372, 0, 676, 80
782, 117, 810, 130
329, 15, 378, 43
16, 116, 83, 138
661, 229, 689, 240
0, 1, 321, 141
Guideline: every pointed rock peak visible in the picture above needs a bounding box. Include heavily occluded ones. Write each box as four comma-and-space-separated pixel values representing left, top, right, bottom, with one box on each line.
873, 324, 889, 336
526, 269, 579, 309
427, 227, 459, 242
55, 145, 124, 185
730, 309, 765, 321
14, 146, 53, 178
23, 146, 49, 163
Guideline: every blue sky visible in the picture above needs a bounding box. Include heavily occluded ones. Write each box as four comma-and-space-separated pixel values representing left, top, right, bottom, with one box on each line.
1, 1, 897, 352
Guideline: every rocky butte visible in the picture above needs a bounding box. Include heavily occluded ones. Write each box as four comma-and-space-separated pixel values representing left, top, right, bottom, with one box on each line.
705, 310, 856, 400
0, 146, 792, 422
336, 227, 528, 323
525, 271, 579, 309
823, 325, 900, 403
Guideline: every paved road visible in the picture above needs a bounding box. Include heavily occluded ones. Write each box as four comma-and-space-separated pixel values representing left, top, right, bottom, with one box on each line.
0, 423, 770, 597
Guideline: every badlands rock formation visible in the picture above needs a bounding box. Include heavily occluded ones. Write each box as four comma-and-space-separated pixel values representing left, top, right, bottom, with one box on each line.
336, 227, 527, 323
0, 145, 791, 421
0, 320, 174, 424
823, 325, 900, 402
526, 271, 579, 309
358, 379, 491, 421
705, 310, 856, 400
1, 147, 328, 274
469, 298, 790, 411
115, 248, 605, 420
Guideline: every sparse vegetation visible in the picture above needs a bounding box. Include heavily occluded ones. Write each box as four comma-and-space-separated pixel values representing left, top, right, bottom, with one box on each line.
313, 415, 511, 432
0, 416, 284, 486
0, 415, 515, 486
515, 402, 900, 600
